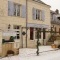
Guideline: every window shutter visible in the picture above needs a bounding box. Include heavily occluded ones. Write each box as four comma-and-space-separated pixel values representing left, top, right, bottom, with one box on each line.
8, 1, 14, 16
32, 8, 36, 20
21, 5, 26, 18
41, 10, 45, 21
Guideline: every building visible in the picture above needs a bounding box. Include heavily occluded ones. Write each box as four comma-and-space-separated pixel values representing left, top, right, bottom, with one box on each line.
26, 0, 51, 47
0, 0, 51, 56
47, 10, 60, 45
51, 9, 60, 35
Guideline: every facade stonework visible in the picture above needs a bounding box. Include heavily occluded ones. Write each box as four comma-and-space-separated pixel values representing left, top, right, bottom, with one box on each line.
0, 0, 51, 56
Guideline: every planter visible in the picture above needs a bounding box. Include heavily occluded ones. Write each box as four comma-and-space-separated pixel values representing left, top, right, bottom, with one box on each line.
51, 44, 57, 48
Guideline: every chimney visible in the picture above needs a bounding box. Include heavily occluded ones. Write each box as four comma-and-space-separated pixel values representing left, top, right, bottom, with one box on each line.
55, 9, 59, 14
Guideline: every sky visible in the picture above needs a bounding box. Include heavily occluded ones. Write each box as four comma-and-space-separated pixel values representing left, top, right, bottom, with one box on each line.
42, 0, 60, 12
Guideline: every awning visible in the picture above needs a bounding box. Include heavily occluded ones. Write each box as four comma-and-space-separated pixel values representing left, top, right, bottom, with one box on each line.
27, 23, 50, 29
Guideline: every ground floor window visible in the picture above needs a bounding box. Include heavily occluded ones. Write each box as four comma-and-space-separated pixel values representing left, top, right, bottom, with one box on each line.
35, 28, 41, 39
30, 27, 34, 40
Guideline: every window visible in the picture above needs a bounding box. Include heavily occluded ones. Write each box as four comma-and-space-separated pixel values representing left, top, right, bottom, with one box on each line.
33, 8, 45, 21
30, 27, 34, 40
8, 1, 26, 18
8, 1, 20, 16
57, 17, 60, 20
14, 4, 20, 16
14, 4, 16, 16
13, 25, 20, 39
35, 28, 41, 39
36, 9, 40, 20
14, 25, 20, 29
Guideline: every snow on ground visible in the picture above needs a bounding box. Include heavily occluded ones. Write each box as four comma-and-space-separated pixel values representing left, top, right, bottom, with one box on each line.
0, 46, 60, 60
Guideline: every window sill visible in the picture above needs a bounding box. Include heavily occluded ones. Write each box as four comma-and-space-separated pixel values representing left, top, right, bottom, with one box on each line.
33, 19, 44, 21
8, 15, 26, 18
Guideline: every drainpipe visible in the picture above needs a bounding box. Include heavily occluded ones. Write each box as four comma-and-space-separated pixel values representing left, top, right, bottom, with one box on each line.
26, 0, 28, 48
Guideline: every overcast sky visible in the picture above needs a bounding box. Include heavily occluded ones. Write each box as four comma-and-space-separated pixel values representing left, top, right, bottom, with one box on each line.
42, 0, 60, 12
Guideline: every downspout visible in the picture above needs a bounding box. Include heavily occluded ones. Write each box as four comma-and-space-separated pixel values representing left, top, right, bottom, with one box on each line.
26, 0, 28, 48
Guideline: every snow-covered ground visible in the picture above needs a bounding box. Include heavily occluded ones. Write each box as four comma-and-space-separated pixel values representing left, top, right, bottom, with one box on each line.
0, 46, 60, 60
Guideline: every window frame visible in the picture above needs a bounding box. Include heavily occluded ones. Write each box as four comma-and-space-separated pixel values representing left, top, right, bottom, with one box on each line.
14, 3, 20, 16
33, 8, 42, 20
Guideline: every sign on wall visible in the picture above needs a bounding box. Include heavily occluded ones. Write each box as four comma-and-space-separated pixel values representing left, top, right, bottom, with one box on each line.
3, 31, 17, 36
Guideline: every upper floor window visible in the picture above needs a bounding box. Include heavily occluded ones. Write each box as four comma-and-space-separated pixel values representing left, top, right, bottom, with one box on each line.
8, 1, 20, 16
32, 8, 45, 21
36, 9, 40, 20
8, 1, 26, 18
14, 4, 20, 16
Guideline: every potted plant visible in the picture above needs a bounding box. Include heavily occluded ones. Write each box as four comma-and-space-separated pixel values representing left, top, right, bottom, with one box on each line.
9, 36, 14, 42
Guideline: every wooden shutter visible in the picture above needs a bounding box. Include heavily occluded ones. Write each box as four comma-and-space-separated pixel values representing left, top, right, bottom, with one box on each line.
41, 10, 45, 21
32, 8, 36, 20
8, 1, 14, 16
21, 5, 26, 18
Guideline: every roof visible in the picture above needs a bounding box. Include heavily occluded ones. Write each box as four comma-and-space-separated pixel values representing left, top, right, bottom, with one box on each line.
32, 0, 51, 7
51, 10, 60, 25
50, 10, 60, 15
50, 10, 56, 14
